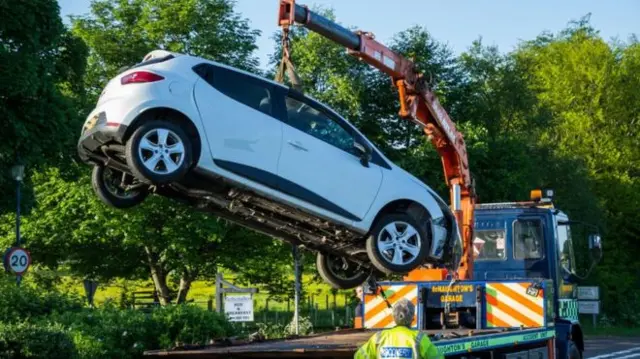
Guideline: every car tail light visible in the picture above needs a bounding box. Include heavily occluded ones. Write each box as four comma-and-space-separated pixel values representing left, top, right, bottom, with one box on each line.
121, 71, 164, 85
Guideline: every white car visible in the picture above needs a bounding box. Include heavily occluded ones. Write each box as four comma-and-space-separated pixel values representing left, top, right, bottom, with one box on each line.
77, 50, 461, 289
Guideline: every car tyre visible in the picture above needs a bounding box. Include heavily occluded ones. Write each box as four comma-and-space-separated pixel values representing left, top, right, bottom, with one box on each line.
366, 212, 430, 274
568, 340, 582, 359
125, 120, 193, 185
316, 252, 371, 290
91, 165, 148, 209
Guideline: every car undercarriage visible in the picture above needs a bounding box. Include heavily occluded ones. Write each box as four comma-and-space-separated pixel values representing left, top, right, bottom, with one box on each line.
161, 169, 374, 267
85, 139, 375, 266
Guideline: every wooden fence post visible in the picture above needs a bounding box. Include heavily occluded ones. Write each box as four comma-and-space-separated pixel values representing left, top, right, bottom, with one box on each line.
314, 303, 318, 325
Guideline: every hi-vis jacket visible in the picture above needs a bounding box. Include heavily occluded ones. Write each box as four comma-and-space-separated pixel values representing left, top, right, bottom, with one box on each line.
354, 326, 443, 359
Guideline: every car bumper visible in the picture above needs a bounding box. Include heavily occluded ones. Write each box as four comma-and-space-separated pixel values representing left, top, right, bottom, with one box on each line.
77, 111, 128, 165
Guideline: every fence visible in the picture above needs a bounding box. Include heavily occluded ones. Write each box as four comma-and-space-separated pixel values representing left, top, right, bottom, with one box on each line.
131, 290, 358, 330
238, 293, 358, 329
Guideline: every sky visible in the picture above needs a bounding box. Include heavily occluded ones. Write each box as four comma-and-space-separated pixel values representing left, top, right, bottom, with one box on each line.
58, 0, 640, 69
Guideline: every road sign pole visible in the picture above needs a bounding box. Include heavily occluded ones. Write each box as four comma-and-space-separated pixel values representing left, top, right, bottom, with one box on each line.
15, 179, 21, 287
16, 179, 20, 246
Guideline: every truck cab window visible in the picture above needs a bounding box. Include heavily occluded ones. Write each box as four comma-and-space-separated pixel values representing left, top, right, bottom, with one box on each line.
514, 219, 544, 259
557, 224, 576, 273
474, 229, 507, 261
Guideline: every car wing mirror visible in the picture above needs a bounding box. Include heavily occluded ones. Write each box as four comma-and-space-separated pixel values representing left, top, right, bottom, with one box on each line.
354, 140, 372, 167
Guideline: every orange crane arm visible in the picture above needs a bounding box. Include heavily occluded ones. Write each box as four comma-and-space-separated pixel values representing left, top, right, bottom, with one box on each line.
278, 0, 476, 279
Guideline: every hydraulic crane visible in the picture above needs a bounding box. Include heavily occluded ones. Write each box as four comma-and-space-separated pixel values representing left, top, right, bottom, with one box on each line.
277, 0, 477, 280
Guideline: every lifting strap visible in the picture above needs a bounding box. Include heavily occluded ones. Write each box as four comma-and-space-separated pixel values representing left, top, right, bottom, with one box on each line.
367, 276, 392, 309
274, 27, 303, 91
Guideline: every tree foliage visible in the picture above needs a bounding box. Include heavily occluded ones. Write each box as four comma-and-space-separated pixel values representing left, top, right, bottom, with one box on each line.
71, 0, 261, 102
0, 0, 87, 214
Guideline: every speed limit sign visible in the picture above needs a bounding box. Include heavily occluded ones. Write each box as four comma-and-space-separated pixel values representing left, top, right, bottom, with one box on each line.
3, 247, 31, 275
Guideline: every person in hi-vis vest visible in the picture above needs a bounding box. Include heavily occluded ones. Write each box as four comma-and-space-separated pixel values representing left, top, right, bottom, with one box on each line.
354, 298, 442, 359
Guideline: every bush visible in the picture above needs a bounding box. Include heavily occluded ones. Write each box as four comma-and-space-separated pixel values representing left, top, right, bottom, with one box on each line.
0, 277, 84, 322
0, 322, 77, 359
285, 315, 314, 336
0, 277, 236, 358
151, 304, 235, 348
45, 303, 235, 358
256, 322, 287, 339
48, 304, 160, 358
256, 315, 314, 339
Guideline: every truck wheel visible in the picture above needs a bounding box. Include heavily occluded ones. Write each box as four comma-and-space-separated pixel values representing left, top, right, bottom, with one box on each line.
568, 341, 582, 359
125, 120, 193, 185
91, 165, 148, 209
316, 252, 370, 289
366, 213, 430, 274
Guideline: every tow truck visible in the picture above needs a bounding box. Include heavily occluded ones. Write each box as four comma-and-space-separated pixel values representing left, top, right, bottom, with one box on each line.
144, 1, 603, 358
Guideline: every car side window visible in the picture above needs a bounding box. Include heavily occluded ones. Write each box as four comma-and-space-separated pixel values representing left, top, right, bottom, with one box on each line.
284, 96, 357, 155
199, 64, 273, 117
513, 219, 544, 260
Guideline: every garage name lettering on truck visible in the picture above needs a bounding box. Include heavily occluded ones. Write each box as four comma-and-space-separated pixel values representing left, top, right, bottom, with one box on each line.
427, 284, 476, 306
435, 329, 556, 355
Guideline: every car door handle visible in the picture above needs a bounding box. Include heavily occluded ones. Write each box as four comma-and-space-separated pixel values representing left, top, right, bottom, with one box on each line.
287, 140, 308, 151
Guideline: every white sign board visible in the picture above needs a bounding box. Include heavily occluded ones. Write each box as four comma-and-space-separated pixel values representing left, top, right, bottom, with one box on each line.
224, 294, 254, 322
577, 286, 599, 300
579, 300, 600, 314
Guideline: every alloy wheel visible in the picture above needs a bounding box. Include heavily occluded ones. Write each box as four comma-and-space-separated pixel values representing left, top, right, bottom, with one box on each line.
137, 128, 185, 175
376, 221, 422, 266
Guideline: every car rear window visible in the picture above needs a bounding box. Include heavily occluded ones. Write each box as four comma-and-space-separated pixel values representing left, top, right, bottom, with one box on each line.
193, 63, 273, 117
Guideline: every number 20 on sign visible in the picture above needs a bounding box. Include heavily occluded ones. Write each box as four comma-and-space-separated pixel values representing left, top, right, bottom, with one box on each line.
3, 247, 31, 275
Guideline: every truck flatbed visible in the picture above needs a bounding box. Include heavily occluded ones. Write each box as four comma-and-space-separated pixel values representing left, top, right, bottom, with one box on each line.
144, 327, 555, 358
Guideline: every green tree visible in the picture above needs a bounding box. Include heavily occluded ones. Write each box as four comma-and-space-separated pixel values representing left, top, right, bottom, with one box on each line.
512, 17, 640, 321
0, 0, 87, 214
71, 0, 261, 102
0, 166, 294, 304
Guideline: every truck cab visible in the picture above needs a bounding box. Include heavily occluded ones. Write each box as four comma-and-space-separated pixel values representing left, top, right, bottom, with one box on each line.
359, 189, 602, 358
472, 189, 602, 357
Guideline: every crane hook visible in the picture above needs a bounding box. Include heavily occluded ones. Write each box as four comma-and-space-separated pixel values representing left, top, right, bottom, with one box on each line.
275, 26, 303, 91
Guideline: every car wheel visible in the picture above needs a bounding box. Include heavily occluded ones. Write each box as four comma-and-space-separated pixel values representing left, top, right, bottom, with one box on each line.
366, 213, 430, 274
91, 165, 148, 209
316, 252, 371, 290
568, 340, 582, 359
125, 120, 192, 185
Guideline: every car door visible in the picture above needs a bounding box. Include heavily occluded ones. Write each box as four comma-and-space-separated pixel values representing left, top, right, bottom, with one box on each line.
193, 63, 283, 187
276, 90, 383, 222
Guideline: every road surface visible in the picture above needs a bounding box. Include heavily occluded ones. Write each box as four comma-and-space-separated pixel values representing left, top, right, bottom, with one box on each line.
585, 336, 640, 359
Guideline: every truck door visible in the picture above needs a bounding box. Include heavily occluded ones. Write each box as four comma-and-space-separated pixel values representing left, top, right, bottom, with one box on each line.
474, 214, 550, 280
554, 214, 579, 321
512, 217, 548, 278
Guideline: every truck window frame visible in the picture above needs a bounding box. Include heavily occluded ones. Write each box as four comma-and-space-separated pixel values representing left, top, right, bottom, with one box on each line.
473, 228, 508, 262
512, 218, 546, 260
